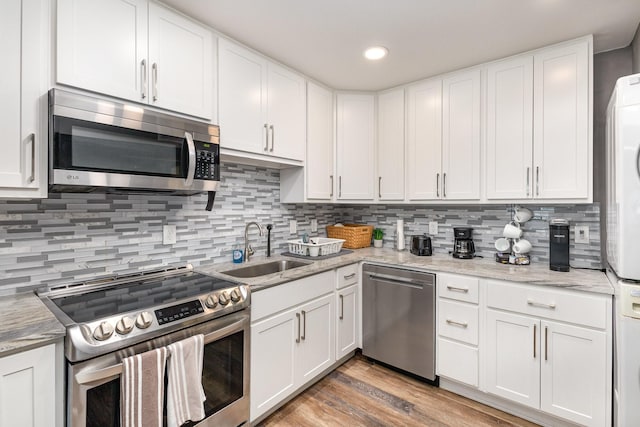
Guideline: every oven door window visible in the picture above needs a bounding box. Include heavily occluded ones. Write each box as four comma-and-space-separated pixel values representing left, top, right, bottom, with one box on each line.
83, 331, 245, 426
53, 116, 186, 178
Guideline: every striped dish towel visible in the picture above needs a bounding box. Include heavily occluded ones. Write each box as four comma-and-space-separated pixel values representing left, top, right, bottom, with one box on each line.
120, 347, 168, 427
166, 334, 206, 427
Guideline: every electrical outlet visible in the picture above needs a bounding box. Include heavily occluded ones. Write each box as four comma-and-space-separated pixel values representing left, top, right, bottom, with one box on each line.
290, 220, 297, 234
163, 225, 176, 245
311, 219, 318, 232
429, 221, 438, 235
575, 225, 589, 244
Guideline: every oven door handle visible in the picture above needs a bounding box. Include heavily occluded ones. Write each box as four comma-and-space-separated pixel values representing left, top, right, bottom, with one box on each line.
75, 318, 247, 385
184, 131, 196, 187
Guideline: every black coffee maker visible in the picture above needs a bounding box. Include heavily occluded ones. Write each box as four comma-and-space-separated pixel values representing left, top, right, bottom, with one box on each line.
453, 227, 476, 259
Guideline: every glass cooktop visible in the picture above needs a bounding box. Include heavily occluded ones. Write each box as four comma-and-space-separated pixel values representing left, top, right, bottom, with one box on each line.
51, 271, 239, 323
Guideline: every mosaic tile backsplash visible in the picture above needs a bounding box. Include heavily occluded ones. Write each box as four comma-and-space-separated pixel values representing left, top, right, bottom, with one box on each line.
0, 162, 601, 295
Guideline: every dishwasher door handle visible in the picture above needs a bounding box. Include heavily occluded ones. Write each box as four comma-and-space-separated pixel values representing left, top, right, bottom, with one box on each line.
367, 273, 433, 289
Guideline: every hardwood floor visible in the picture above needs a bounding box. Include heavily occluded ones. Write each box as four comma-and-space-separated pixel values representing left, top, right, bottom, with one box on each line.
258, 355, 539, 427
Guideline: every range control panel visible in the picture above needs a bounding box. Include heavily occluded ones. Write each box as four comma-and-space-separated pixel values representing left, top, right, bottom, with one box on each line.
155, 300, 204, 325
194, 140, 219, 180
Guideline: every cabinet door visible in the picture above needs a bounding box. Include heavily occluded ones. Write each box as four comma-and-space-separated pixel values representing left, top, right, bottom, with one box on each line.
57, 0, 148, 103
267, 63, 305, 160
442, 69, 481, 200
0, 0, 47, 198
218, 38, 267, 154
148, 3, 213, 119
306, 82, 334, 200
540, 321, 607, 427
297, 294, 335, 384
336, 94, 375, 200
0, 344, 56, 427
533, 42, 590, 199
485, 309, 540, 409
377, 89, 405, 200
250, 309, 297, 422
336, 285, 358, 360
486, 56, 534, 200
406, 79, 442, 200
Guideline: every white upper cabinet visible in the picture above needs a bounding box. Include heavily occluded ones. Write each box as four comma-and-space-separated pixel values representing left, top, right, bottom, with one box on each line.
0, 0, 48, 198
377, 89, 405, 201
148, 2, 213, 118
336, 93, 375, 200
406, 78, 442, 201
486, 56, 534, 199
306, 82, 334, 200
533, 41, 590, 200
442, 69, 481, 200
57, 0, 213, 119
218, 38, 305, 162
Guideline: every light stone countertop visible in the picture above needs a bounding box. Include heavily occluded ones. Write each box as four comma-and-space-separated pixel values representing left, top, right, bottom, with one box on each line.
198, 247, 613, 295
0, 292, 66, 358
1, 247, 612, 358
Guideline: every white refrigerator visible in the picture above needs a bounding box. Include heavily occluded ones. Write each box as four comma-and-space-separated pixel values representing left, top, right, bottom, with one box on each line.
606, 73, 640, 427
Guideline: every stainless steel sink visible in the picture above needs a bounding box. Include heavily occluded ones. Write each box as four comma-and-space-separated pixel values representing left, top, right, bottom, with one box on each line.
221, 259, 312, 278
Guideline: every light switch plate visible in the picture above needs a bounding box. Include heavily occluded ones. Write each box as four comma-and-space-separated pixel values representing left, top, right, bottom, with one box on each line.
163, 225, 176, 245
429, 221, 438, 235
290, 220, 297, 234
575, 225, 589, 244
311, 219, 318, 232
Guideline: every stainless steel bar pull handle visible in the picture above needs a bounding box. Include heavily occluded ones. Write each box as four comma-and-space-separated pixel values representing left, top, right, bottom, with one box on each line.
330, 175, 334, 197
339, 295, 344, 320
533, 323, 537, 358
301, 310, 306, 340
446, 319, 468, 328
446, 285, 469, 293
295, 312, 301, 343
436, 173, 440, 198
527, 299, 556, 309
269, 125, 274, 152
378, 176, 382, 198
151, 63, 158, 102
526, 167, 530, 197
28, 133, 35, 183
545, 326, 548, 361
443, 173, 447, 198
141, 59, 147, 99
536, 166, 540, 196
264, 124, 269, 151
338, 176, 342, 198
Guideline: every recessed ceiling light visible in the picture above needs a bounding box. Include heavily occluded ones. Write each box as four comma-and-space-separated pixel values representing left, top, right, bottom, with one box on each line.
364, 46, 388, 60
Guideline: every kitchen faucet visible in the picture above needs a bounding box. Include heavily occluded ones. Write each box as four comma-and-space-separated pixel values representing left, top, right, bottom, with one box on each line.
244, 221, 265, 262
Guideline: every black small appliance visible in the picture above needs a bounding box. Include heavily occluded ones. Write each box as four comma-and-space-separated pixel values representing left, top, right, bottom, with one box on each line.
453, 227, 475, 259
410, 234, 432, 256
549, 219, 570, 272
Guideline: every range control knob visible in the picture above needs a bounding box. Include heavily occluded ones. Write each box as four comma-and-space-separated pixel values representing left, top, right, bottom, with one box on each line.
205, 294, 218, 309
230, 288, 241, 303
116, 316, 135, 335
219, 292, 230, 306
93, 321, 114, 341
135, 311, 153, 329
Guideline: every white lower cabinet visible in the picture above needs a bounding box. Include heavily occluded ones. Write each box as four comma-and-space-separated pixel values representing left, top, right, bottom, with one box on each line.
0, 344, 56, 427
250, 272, 335, 422
336, 284, 358, 360
484, 279, 611, 427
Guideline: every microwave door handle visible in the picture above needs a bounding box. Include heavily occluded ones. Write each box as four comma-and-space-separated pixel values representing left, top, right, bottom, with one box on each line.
184, 132, 196, 186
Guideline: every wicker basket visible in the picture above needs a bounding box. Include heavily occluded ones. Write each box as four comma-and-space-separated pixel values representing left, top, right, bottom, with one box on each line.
326, 224, 374, 249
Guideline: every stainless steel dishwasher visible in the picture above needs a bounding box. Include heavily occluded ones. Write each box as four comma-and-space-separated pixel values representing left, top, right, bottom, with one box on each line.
362, 263, 436, 381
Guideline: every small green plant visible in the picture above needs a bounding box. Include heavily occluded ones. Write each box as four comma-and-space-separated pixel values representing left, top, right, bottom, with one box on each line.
373, 228, 384, 240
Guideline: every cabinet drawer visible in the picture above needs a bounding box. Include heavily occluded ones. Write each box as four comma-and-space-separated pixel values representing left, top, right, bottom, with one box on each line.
438, 299, 479, 345
336, 264, 359, 289
252, 271, 334, 321
437, 338, 478, 387
486, 280, 609, 330
438, 273, 479, 303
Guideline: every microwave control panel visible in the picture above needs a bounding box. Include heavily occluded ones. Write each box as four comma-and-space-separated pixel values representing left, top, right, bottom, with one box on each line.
194, 141, 219, 180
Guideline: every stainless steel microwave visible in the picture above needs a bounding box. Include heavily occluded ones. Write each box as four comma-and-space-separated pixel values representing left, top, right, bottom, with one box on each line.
49, 89, 220, 196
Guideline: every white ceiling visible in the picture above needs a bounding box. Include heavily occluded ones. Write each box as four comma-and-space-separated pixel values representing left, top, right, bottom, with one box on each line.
162, 0, 640, 91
